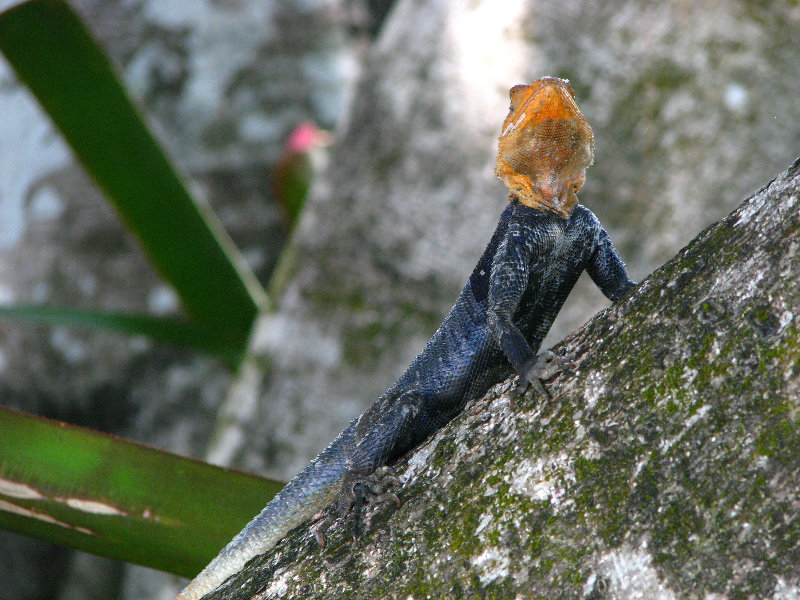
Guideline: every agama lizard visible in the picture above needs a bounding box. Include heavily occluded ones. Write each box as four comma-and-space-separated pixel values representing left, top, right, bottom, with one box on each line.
176, 76, 635, 600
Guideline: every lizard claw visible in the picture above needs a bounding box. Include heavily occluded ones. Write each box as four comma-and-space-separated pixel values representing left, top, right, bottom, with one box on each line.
349, 467, 404, 542
368, 466, 404, 500
524, 350, 570, 399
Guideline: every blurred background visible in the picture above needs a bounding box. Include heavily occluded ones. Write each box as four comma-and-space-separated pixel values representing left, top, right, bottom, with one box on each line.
0, 0, 798, 598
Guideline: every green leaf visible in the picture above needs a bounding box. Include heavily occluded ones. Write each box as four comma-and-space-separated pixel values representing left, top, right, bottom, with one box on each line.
0, 0, 268, 359
0, 405, 282, 577
0, 305, 242, 365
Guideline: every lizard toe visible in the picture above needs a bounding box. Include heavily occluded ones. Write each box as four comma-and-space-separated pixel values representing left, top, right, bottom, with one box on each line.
340, 468, 405, 544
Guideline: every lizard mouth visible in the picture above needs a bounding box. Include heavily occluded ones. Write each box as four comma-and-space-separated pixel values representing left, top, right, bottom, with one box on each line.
521, 169, 585, 217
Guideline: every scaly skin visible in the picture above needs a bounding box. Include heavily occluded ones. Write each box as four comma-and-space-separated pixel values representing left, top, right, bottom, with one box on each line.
176, 77, 635, 600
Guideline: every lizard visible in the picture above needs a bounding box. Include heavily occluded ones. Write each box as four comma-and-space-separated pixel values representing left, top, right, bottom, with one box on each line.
176, 76, 636, 600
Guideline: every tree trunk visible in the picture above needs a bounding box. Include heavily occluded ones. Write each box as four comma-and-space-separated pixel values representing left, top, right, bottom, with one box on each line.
205, 157, 800, 599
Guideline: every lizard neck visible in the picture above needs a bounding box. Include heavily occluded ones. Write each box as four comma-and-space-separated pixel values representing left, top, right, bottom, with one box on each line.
509, 194, 574, 219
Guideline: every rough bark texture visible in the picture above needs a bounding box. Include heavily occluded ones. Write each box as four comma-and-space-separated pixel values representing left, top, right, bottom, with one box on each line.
1, 0, 799, 598
203, 160, 800, 599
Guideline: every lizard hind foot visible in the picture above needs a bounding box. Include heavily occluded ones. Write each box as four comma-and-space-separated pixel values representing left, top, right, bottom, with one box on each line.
316, 467, 403, 550
349, 466, 403, 543
360, 466, 404, 505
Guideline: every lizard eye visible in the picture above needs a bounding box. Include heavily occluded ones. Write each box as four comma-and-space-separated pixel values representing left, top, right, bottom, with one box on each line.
571, 173, 586, 194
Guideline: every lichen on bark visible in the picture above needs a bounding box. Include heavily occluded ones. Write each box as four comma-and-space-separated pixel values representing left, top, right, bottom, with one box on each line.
206, 159, 800, 599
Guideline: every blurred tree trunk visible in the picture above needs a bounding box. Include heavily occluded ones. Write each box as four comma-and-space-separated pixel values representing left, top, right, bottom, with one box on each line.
207, 158, 800, 599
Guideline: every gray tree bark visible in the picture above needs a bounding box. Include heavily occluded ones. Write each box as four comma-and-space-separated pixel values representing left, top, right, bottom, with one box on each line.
205, 158, 800, 599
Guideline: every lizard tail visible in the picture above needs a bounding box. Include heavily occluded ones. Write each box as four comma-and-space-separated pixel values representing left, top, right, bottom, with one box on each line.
176, 422, 357, 600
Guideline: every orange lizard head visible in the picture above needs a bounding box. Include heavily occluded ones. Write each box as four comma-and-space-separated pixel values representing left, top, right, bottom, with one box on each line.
495, 77, 594, 217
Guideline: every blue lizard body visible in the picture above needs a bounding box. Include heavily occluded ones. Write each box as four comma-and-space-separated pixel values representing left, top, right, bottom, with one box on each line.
372, 201, 633, 459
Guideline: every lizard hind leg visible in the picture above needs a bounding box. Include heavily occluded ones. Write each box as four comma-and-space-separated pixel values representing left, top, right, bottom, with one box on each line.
319, 391, 425, 548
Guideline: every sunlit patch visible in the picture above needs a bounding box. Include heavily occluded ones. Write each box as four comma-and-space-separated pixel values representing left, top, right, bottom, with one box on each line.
501, 110, 528, 137
443, 0, 532, 151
